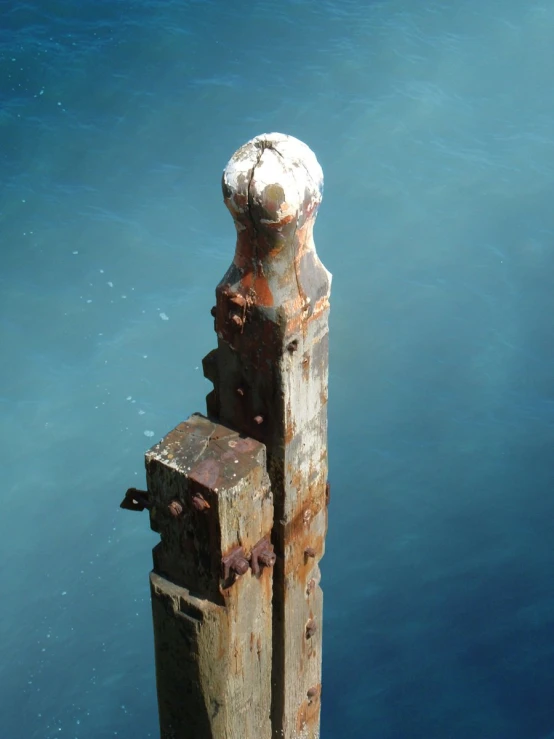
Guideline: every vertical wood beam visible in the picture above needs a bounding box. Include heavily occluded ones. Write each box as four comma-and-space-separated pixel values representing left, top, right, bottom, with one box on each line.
144, 414, 274, 739
205, 133, 331, 739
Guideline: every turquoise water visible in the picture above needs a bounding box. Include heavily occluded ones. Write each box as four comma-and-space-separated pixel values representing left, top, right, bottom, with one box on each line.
2, 1, 554, 737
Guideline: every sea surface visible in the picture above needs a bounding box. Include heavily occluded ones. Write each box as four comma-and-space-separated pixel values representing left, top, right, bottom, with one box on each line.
2, 1, 554, 737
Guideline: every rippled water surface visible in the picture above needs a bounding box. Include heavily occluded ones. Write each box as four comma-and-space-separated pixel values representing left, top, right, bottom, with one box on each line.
2, 1, 554, 737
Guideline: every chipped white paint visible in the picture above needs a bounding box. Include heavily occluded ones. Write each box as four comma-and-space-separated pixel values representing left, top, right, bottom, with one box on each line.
222, 132, 323, 226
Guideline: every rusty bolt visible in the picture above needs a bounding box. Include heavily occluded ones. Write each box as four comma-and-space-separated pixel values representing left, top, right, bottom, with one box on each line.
259, 549, 276, 567
168, 500, 183, 517
222, 547, 249, 582
304, 546, 316, 559
230, 557, 249, 577
253, 415, 264, 425
251, 537, 276, 575
229, 294, 246, 307
305, 619, 317, 639
286, 339, 298, 354
230, 314, 244, 328
307, 685, 320, 701
191, 493, 210, 511
210, 305, 217, 317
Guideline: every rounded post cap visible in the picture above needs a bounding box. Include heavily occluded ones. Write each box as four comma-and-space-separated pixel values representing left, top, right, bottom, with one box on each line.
222, 133, 323, 232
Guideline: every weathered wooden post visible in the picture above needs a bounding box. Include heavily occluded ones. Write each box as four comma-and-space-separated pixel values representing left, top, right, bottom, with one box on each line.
208, 132, 331, 739
121, 132, 331, 739
144, 415, 274, 739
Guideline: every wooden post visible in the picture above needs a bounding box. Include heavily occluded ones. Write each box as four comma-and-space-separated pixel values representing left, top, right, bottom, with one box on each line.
121, 133, 330, 739
206, 132, 331, 739
141, 414, 274, 739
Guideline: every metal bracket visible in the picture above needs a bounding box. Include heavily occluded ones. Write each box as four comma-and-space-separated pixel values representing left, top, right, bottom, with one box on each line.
120, 488, 151, 512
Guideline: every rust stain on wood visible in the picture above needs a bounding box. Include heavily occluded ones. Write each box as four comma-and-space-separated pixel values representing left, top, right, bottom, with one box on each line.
121, 133, 330, 739
189, 458, 221, 490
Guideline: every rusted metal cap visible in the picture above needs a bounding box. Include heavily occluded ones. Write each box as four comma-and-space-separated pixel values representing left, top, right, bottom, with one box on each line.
222, 546, 250, 583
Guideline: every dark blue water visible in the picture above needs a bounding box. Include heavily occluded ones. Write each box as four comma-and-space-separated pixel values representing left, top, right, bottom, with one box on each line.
2, 1, 554, 737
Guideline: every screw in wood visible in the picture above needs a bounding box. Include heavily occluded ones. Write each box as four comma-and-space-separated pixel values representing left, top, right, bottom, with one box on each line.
191, 493, 210, 511
307, 686, 320, 702
168, 500, 183, 517
259, 550, 276, 567
251, 537, 276, 575
222, 547, 250, 582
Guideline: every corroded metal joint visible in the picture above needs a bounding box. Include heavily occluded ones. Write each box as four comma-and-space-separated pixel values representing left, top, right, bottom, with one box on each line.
250, 537, 276, 576
223, 290, 247, 332
222, 546, 250, 583
120, 488, 151, 512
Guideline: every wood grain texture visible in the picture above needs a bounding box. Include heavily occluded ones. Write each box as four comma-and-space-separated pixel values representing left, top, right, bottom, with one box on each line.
145, 414, 274, 739
205, 133, 331, 739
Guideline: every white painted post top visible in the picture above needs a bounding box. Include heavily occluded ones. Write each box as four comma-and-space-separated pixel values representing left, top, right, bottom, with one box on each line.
220, 133, 329, 314
222, 132, 323, 233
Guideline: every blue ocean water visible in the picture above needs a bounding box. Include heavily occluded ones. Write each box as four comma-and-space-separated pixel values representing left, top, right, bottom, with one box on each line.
2, 0, 554, 737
